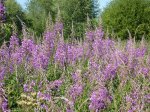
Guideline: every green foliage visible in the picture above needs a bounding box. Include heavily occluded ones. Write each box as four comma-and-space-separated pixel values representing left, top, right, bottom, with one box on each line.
26, 0, 56, 36
4, 73, 23, 110
74, 82, 92, 112
26, 0, 99, 38
0, 23, 12, 45
101, 0, 150, 40
5, 0, 30, 33
46, 64, 63, 81
59, 0, 99, 39
0, 0, 31, 45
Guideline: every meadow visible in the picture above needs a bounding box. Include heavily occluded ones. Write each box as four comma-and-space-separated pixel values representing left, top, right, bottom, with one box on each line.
0, 21, 150, 112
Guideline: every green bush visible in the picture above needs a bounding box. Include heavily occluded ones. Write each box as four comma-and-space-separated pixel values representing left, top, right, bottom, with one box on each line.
101, 0, 150, 40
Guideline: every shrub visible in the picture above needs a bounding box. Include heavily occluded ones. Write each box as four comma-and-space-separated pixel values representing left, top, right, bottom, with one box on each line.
101, 0, 150, 40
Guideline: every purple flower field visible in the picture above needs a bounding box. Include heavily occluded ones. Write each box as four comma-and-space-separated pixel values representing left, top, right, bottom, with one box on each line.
0, 22, 150, 112
0, 1, 150, 112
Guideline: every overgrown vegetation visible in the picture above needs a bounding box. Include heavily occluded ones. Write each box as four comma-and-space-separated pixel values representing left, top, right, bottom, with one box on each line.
0, 0, 150, 112
101, 0, 150, 40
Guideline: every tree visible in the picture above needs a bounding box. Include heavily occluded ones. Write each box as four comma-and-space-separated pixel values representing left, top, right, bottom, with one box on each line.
101, 0, 150, 40
0, 0, 25, 45
0, 0, 7, 45
0, 0, 31, 45
26, 0, 56, 36
5, 0, 29, 33
0, 0, 31, 46
26, 0, 99, 38
59, 0, 99, 39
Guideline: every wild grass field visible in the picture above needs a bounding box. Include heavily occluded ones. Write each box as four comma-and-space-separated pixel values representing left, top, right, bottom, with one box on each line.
0, 0, 150, 112
0, 22, 150, 112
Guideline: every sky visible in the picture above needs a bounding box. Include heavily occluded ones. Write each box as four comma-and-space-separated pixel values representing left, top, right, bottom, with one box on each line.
99, 0, 112, 10
16, 0, 112, 10
16, 0, 27, 9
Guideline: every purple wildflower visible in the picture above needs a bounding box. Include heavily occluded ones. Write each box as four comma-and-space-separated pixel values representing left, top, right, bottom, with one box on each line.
72, 71, 82, 83
103, 64, 117, 80
23, 81, 36, 92
86, 31, 95, 42
54, 22, 63, 33
40, 104, 49, 112
125, 90, 142, 112
95, 27, 104, 39
0, 66, 6, 81
135, 48, 147, 57
0, 83, 10, 111
43, 31, 56, 57
0, 44, 11, 64
55, 41, 66, 66
89, 58, 99, 71
9, 35, 19, 51
68, 84, 83, 102
66, 44, 83, 65
47, 80, 63, 90
145, 94, 150, 103
2, 100, 10, 112
37, 91, 51, 101
139, 67, 149, 76
23, 84, 29, 92
32, 45, 49, 69
117, 50, 128, 65
66, 108, 74, 112
89, 87, 112, 111
21, 39, 35, 54
11, 48, 24, 65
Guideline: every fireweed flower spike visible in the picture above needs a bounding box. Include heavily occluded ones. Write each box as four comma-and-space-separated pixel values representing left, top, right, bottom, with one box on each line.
103, 64, 117, 80
54, 22, 63, 34
125, 91, 140, 112
67, 70, 83, 105
0, 66, 6, 81
68, 83, 83, 102
2, 99, 10, 112
43, 32, 55, 57
32, 45, 49, 70
21, 39, 35, 54
89, 87, 112, 111
47, 79, 63, 90
55, 40, 66, 66
72, 69, 82, 83
9, 35, 19, 51
37, 91, 51, 101
23, 81, 36, 93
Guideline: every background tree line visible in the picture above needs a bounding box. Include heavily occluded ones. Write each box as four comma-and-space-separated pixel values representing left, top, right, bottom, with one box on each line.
1, 0, 99, 41
1, 0, 150, 44
101, 0, 150, 40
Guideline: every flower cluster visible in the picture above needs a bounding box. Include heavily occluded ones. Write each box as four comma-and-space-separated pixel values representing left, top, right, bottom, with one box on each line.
68, 70, 83, 107
23, 80, 36, 92
0, 22, 150, 111
125, 90, 141, 112
32, 45, 49, 69
37, 91, 51, 101
0, 83, 10, 112
47, 79, 63, 90
89, 87, 112, 111
0, 66, 6, 81
68, 83, 83, 102
103, 64, 117, 80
